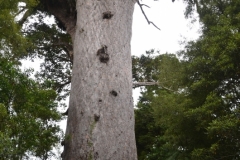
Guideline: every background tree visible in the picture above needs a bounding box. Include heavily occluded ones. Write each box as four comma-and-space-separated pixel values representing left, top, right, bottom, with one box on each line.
178, 1, 240, 158
133, 51, 187, 159
135, 1, 240, 159
0, 2, 63, 159
25, 21, 73, 99
0, 0, 28, 61
0, 56, 62, 159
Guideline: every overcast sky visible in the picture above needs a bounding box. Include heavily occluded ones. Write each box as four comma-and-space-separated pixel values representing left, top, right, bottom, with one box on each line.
132, 0, 200, 56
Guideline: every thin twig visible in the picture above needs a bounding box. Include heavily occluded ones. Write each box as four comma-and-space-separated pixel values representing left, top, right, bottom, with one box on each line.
140, 4, 150, 8
133, 81, 159, 88
136, 0, 161, 30
15, 7, 26, 17
133, 81, 174, 92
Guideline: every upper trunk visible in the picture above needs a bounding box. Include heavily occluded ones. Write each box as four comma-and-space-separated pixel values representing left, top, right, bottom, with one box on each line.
61, 0, 137, 159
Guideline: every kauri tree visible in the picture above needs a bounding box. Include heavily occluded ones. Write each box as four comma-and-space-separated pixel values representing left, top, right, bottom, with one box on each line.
41, 0, 137, 159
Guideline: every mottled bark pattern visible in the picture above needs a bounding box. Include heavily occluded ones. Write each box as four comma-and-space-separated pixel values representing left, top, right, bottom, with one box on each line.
62, 0, 137, 159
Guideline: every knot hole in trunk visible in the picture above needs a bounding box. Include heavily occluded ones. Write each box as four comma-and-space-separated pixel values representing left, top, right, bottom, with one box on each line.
97, 45, 109, 63
110, 90, 118, 97
103, 11, 113, 19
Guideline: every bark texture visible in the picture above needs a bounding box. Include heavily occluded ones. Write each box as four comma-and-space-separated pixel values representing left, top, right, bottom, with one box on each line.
62, 0, 137, 159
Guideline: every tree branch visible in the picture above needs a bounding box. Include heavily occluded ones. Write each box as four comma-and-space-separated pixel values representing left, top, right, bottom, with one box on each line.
18, 8, 37, 26
133, 81, 175, 92
136, 0, 160, 30
15, 7, 26, 17
55, 80, 71, 93
133, 81, 158, 88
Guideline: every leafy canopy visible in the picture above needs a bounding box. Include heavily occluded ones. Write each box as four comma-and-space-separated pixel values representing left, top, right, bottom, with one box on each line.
135, 1, 240, 159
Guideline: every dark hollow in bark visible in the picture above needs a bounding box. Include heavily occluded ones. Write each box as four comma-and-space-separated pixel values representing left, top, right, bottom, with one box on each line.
94, 114, 100, 121
97, 45, 109, 63
102, 11, 114, 19
110, 90, 118, 97
94, 152, 99, 159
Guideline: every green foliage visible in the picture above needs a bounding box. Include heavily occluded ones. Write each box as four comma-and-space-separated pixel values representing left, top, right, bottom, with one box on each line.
25, 22, 72, 98
135, 1, 240, 159
133, 50, 185, 91
134, 52, 188, 160
0, 1, 72, 158
135, 94, 162, 160
180, 3, 240, 158
0, 1, 28, 61
0, 0, 72, 99
0, 1, 71, 158
0, 56, 62, 159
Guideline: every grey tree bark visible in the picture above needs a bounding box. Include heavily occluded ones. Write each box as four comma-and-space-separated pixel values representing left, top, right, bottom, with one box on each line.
61, 0, 137, 159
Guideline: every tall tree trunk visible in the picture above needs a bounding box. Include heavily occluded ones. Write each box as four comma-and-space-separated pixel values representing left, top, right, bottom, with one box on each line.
62, 0, 137, 159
